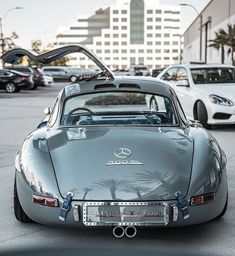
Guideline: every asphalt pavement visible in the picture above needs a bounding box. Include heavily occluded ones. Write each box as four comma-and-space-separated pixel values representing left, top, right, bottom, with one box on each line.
0, 83, 235, 256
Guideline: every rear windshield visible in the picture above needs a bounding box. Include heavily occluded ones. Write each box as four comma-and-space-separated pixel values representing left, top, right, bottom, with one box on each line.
61, 91, 178, 127
191, 68, 235, 84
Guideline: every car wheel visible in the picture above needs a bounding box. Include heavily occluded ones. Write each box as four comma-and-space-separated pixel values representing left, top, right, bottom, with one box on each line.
150, 97, 159, 111
69, 75, 77, 83
31, 84, 38, 90
196, 101, 211, 129
217, 193, 228, 219
5, 83, 17, 93
14, 177, 33, 223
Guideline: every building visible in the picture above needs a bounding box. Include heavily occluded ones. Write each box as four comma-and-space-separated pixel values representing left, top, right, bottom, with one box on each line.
183, 0, 235, 64
55, 0, 181, 69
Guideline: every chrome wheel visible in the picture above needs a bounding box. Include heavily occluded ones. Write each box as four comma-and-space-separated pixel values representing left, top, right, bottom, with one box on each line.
5, 83, 16, 93
70, 75, 77, 83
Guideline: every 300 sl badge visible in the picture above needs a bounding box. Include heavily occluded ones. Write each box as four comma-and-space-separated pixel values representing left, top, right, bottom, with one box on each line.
106, 160, 144, 165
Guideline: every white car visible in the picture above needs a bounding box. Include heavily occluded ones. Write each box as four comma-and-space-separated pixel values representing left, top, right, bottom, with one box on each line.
42, 74, 54, 86
157, 64, 235, 128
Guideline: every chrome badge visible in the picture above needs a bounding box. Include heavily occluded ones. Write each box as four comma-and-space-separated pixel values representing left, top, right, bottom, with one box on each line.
114, 148, 131, 159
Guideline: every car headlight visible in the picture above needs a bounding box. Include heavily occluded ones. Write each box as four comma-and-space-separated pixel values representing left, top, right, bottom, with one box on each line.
209, 94, 234, 106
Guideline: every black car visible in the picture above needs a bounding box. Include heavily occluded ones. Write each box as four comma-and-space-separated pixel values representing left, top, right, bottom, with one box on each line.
0, 69, 33, 93
7, 66, 37, 89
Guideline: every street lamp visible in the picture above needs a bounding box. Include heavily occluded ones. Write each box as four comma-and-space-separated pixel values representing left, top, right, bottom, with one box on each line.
180, 3, 203, 61
0, 6, 23, 55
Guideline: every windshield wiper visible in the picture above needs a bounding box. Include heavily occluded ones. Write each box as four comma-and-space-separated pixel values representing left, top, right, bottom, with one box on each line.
78, 70, 112, 82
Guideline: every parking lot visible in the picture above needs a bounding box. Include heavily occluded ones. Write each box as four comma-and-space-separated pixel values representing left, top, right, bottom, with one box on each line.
0, 83, 235, 255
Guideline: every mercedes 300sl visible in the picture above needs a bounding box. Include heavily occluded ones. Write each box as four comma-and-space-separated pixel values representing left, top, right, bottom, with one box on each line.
2, 46, 228, 238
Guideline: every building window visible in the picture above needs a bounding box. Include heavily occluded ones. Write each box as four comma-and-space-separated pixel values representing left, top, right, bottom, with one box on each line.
121, 10, 127, 14
155, 34, 161, 37
113, 18, 118, 22
147, 33, 153, 37
113, 49, 119, 53
122, 26, 127, 30
147, 49, 152, 53
121, 49, 127, 53
173, 41, 178, 45
122, 34, 127, 38
113, 10, 118, 14
155, 49, 161, 53
156, 57, 161, 60
147, 26, 153, 30
147, 10, 153, 14
156, 10, 161, 14
164, 33, 170, 37
96, 42, 102, 45
147, 41, 153, 45
113, 26, 118, 30
147, 18, 153, 22
121, 57, 127, 60
105, 34, 110, 38
147, 57, 152, 60
155, 41, 161, 45
113, 42, 119, 45
96, 50, 102, 53
121, 18, 127, 22
138, 49, 144, 53
113, 57, 119, 60
164, 41, 170, 45
155, 26, 161, 29
164, 57, 170, 60
130, 49, 136, 53
105, 50, 110, 53
172, 49, 178, 53
105, 57, 110, 60
121, 41, 127, 45
104, 42, 110, 45
164, 49, 170, 53
156, 18, 161, 22
113, 34, 118, 38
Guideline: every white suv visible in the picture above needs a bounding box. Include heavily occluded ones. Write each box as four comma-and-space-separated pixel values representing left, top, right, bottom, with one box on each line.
157, 64, 235, 128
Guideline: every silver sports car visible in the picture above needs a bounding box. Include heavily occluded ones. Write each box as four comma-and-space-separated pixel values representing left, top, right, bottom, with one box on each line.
2, 46, 228, 238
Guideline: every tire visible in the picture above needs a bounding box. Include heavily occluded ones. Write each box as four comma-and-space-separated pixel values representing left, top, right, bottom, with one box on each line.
5, 83, 17, 93
31, 84, 38, 90
217, 193, 228, 219
69, 75, 77, 83
14, 177, 33, 223
196, 101, 211, 129
150, 97, 159, 111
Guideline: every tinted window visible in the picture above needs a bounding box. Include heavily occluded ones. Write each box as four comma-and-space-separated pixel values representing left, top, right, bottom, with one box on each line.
161, 67, 178, 81
191, 68, 235, 84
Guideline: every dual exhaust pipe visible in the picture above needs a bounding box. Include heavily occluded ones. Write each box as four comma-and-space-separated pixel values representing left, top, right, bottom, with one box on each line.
113, 225, 137, 238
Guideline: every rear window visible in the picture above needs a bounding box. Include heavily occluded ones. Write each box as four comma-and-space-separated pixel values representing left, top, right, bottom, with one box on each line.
191, 68, 235, 84
61, 91, 178, 127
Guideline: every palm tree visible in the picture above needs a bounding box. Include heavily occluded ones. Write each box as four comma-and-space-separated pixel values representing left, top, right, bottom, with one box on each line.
82, 187, 93, 200
121, 185, 151, 199
95, 179, 128, 200
209, 30, 227, 64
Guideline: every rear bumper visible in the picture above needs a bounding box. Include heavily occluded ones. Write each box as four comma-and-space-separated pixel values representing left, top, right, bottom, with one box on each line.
16, 169, 227, 228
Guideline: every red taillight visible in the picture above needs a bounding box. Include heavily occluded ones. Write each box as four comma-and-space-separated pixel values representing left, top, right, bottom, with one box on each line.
190, 193, 215, 206
32, 195, 59, 207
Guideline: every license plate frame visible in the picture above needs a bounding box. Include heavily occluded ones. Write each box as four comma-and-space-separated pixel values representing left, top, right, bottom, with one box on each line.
83, 201, 169, 226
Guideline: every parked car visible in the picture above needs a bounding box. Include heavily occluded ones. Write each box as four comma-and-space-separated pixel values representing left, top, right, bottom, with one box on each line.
31, 66, 54, 87
113, 69, 131, 76
157, 64, 235, 128
2, 45, 228, 238
6, 66, 37, 89
0, 69, 33, 93
41, 66, 74, 82
129, 64, 150, 76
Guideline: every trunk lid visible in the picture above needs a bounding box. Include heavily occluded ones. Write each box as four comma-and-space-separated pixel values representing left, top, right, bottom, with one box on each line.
47, 127, 193, 201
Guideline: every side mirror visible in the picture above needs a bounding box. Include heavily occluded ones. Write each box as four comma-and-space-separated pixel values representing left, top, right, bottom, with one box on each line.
176, 80, 189, 87
44, 107, 51, 115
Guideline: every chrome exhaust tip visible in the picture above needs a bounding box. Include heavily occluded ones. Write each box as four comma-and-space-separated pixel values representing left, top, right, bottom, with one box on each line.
113, 225, 125, 238
125, 226, 137, 238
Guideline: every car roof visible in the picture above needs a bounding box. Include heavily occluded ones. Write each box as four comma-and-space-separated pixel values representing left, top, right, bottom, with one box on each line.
60, 76, 176, 100
172, 64, 235, 69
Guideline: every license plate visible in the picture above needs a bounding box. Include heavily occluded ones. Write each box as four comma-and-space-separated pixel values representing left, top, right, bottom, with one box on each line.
83, 202, 169, 226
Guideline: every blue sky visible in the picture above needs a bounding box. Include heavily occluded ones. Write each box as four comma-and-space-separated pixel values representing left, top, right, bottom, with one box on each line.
0, 0, 209, 48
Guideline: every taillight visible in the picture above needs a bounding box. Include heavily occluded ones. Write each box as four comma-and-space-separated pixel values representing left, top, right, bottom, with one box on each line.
190, 193, 215, 206
32, 195, 59, 207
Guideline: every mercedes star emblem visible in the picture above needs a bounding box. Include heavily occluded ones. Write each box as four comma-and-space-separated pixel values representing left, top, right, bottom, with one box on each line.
114, 148, 132, 159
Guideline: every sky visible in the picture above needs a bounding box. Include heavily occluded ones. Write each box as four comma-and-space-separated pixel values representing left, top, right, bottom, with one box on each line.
0, 0, 210, 48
